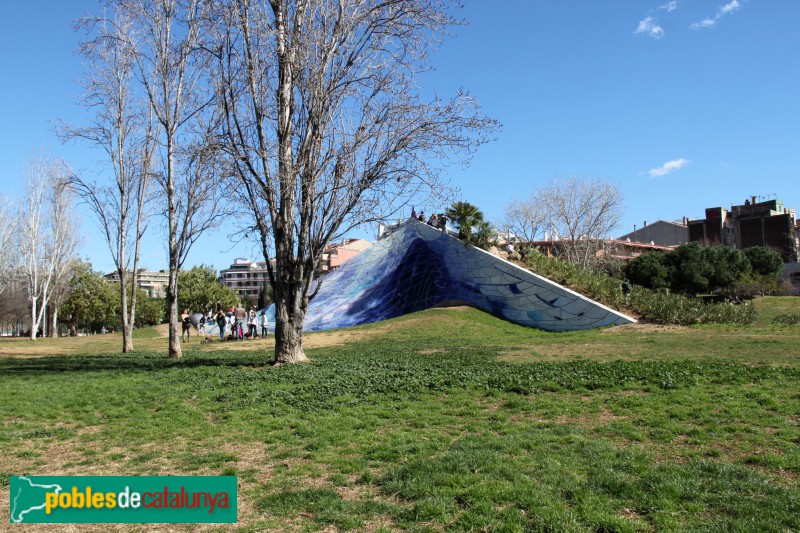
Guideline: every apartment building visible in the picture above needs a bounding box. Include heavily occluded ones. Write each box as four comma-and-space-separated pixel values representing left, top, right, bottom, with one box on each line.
218, 258, 274, 299
104, 269, 170, 298
688, 197, 799, 262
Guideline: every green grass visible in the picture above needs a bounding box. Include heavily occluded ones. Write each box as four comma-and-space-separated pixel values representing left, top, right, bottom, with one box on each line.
1, 297, 799, 531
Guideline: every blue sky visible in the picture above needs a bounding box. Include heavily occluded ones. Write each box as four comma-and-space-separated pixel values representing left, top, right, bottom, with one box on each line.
1, 0, 798, 274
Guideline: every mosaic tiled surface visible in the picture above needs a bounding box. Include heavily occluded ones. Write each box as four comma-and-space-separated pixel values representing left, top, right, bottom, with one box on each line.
265, 219, 634, 333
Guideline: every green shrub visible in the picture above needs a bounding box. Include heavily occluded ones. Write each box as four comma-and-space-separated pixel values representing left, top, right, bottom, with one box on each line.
771, 313, 800, 326
625, 252, 670, 290
628, 287, 756, 325
744, 246, 784, 278
523, 250, 757, 326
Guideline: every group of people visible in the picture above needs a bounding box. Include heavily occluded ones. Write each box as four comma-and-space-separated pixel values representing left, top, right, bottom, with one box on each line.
410, 207, 447, 232
181, 303, 270, 342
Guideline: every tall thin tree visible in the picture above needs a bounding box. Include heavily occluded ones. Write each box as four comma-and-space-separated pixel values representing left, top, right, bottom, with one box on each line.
61, 12, 155, 352
114, 0, 228, 358
20, 154, 78, 340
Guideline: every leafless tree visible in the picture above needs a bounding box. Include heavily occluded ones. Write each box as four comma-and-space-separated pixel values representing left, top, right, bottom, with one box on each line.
540, 176, 624, 267
60, 12, 155, 351
19, 153, 79, 340
0, 195, 19, 297
211, 0, 498, 364
112, 0, 229, 358
502, 196, 547, 243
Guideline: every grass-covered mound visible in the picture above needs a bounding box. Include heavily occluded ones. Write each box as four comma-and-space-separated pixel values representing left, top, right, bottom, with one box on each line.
1, 300, 799, 530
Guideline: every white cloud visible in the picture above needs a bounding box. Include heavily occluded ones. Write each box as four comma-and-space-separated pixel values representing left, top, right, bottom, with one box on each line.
635, 17, 665, 39
648, 158, 690, 178
659, 1, 678, 12
691, 0, 741, 30
720, 0, 741, 15
690, 18, 716, 30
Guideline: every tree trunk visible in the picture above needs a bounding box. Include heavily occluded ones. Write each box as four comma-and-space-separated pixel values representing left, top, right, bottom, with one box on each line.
167, 268, 181, 359
273, 293, 308, 364
119, 269, 134, 353
126, 269, 140, 353
122, 319, 134, 352
50, 305, 58, 338
29, 299, 37, 341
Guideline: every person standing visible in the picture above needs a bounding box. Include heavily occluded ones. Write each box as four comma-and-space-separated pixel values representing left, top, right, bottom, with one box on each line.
181, 309, 192, 342
248, 309, 258, 339
215, 310, 227, 341
226, 307, 234, 339
198, 314, 206, 337
234, 304, 247, 340
260, 310, 269, 338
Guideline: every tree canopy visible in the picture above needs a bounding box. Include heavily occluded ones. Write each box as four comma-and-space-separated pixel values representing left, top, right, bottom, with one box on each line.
625, 243, 784, 297
177, 265, 239, 314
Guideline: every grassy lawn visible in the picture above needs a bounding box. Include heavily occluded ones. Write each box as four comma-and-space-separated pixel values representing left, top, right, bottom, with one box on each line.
1, 297, 799, 531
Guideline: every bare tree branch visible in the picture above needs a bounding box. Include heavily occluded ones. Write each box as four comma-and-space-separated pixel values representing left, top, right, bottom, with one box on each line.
59, 10, 156, 351
211, 0, 499, 363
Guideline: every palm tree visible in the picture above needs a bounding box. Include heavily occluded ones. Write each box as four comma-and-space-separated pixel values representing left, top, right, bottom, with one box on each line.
445, 201, 486, 241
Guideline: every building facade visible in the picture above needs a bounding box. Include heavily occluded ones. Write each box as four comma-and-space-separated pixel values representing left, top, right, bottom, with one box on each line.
687, 197, 799, 262
218, 258, 273, 300
617, 219, 689, 247
104, 269, 170, 298
317, 239, 373, 275
220, 240, 373, 299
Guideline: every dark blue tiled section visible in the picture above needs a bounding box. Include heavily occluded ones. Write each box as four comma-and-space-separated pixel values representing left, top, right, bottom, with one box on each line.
267, 220, 635, 333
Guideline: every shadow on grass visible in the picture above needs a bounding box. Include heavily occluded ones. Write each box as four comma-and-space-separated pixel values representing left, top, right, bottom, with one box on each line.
0, 351, 271, 375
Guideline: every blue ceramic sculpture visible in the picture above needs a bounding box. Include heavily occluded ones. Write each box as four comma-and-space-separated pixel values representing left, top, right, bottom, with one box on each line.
270, 219, 634, 333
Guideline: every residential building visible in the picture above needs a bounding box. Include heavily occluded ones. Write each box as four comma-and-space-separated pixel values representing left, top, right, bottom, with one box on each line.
617, 219, 689, 247
219, 258, 274, 299
104, 268, 169, 298
687, 197, 799, 262
318, 238, 373, 275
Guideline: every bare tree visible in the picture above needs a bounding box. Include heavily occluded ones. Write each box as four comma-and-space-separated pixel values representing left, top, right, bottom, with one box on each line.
503, 196, 547, 243
540, 176, 624, 267
113, 0, 228, 358
19, 154, 79, 340
211, 0, 498, 364
0, 195, 19, 297
47, 182, 81, 338
60, 12, 155, 351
